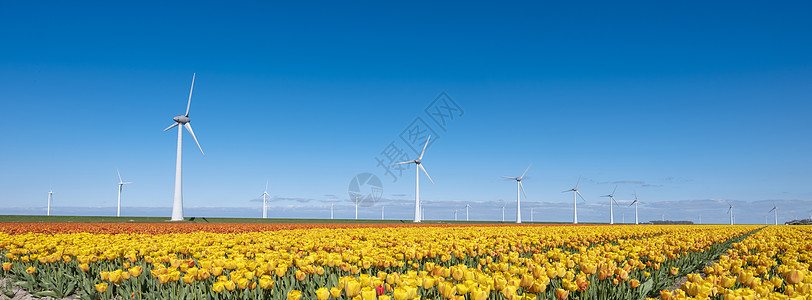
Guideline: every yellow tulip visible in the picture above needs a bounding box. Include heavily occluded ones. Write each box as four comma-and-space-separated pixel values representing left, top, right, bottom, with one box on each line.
25, 266, 35, 274
287, 290, 302, 300
213, 281, 225, 293
259, 275, 274, 289
330, 286, 343, 298
360, 287, 376, 300
1, 262, 11, 271
555, 288, 568, 300
786, 269, 804, 284
316, 287, 330, 300
95, 282, 107, 293
345, 279, 361, 297
128, 266, 143, 278
393, 287, 408, 300
237, 278, 250, 289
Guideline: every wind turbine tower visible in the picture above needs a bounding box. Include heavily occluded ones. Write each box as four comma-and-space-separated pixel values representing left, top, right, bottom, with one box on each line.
600, 186, 619, 224
162, 73, 205, 221
116, 169, 133, 217
46, 186, 54, 216
502, 164, 531, 224
563, 176, 586, 224
393, 137, 434, 222
259, 181, 271, 219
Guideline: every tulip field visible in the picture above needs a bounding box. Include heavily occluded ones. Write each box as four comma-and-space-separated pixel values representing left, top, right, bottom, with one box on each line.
0, 223, 810, 300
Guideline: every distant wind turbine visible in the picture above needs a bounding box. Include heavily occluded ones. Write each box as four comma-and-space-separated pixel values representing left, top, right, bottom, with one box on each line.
381, 206, 385, 220
502, 163, 531, 224
393, 136, 433, 223
563, 176, 586, 224
530, 207, 534, 222
453, 209, 458, 221
727, 202, 734, 225
116, 169, 133, 217
163, 73, 205, 221
259, 181, 271, 219
352, 193, 361, 220
629, 192, 642, 225
600, 186, 619, 224
768, 202, 778, 225
465, 202, 472, 221
46, 186, 54, 216
330, 204, 334, 220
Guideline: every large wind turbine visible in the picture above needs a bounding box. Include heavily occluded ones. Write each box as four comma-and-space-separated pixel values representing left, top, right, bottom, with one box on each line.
727, 202, 734, 225
502, 163, 531, 224
46, 186, 54, 216
465, 202, 472, 221
393, 136, 434, 223
116, 169, 133, 217
259, 181, 271, 218
629, 192, 641, 224
563, 176, 586, 224
600, 185, 619, 224
163, 73, 205, 221
768, 202, 778, 225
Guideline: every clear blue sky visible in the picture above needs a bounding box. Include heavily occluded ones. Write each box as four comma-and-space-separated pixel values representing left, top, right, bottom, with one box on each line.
1, 1, 810, 224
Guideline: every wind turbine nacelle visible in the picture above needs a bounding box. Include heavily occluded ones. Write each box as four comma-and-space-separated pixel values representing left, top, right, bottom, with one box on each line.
173, 115, 190, 124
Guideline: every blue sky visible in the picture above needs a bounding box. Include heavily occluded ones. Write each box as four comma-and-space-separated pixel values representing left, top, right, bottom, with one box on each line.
1, 1, 810, 224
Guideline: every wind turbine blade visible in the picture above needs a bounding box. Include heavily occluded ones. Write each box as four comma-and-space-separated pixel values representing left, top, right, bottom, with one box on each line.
576, 191, 586, 202
185, 73, 195, 117
502, 176, 519, 180
419, 164, 434, 184
611, 197, 619, 206
612, 185, 617, 196
123, 182, 133, 184
562, 189, 572, 193
629, 201, 635, 207
163, 123, 179, 132
392, 160, 415, 165
184, 123, 205, 156
520, 163, 532, 179
117, 168, 123, 183
575, 175, 581, 189
769, 207, 776, 213
519, 182, 528, 200
418, 136, 430, 160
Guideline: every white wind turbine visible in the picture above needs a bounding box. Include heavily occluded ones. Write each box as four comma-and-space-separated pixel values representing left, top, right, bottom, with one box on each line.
46, 186, 54, 216
768, 201, 778, 225
600, 185, 619, 224
628, 192, 642, 225
330, 204, 334, 220
393, 136, 434, 223
502, 163, 531, 224
381, 206, 385, 220
727, 202, 734, 225
530, 207, 535, 222
465, 202, 472, 221
453, 209, 458, 221
116, 169, 133, 217
163, 73, 205, 221
352, 193, 361, 220
563, 176, 586, 224
259, 181, 271, 219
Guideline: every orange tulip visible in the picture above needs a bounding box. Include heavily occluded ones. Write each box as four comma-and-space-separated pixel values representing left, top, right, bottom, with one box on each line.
95, 282, 108, 293
555, 288, 569, 300
2, 262, 11, 271
25, 266, 35, 274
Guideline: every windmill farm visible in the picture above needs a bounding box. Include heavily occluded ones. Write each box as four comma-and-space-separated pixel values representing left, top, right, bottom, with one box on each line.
23, 73, 809, 225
